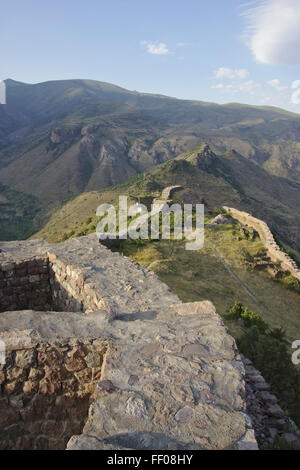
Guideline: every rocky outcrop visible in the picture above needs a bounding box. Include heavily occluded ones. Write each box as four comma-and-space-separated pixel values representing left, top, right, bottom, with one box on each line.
223, 206, 300, 282
195, 144, 217, 170
50, 126, 80, 144
0, 235, 257, 450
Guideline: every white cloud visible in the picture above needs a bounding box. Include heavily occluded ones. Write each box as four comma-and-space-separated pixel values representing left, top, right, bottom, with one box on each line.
242, 0, 300, 65
212, 79, 260, 94
176, 42, 191, 48
214, 67, 249, 80
238, 80, 261, 94
141, 41, 169, 55
267, 79, 288, 91
262, 96, 272, 103
292, 80, 300, 89
212, 83, 225, 89
291, 80, 300, 105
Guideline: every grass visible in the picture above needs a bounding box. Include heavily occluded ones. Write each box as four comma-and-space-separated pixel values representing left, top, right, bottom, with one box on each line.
114, 222, 300, 343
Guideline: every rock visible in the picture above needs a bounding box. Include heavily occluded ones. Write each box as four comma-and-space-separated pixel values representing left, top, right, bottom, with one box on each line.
237, 429, 258, 450
15, 349, 36, 368
128, 375, 139, 386
125, 396, 148, 420
9, 395, 23, 408
240, 228, 247, 238
249, 374, 265, 384
254, 382, 270, 391
268, 419, 286, 431
139, 343, 160, 357
257, 391, 277, 404
174, 406, 194, 423
170, 385, 194, 403
282, 433, 299, 446
267, 404, 285, 418
211, 214, 231, 225
97, 380, 117, 393
267, 428, 278, 440
195, 144, 217, 170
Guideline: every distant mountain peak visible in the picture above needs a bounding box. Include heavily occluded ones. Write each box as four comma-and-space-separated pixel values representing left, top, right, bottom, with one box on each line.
179, 143, 217, 170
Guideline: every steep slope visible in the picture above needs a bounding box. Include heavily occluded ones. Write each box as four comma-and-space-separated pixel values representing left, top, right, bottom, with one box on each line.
0, 183, 40, 240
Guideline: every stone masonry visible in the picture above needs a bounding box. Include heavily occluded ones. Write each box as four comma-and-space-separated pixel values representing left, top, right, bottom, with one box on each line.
0, 337, 106, 450
223, 206, 300, 281
0, 234, 260, 450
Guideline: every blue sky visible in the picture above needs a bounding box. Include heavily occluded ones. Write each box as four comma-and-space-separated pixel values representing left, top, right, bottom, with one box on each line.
1, 0, 300, 112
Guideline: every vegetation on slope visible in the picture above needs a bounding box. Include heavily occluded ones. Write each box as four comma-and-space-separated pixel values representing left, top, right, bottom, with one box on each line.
227, 302, 300, 429
0, 184, 40, 240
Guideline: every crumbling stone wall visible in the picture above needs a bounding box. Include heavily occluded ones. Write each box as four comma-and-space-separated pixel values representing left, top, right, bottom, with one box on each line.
48, 253, 107, 313
223, 206, 300, 281
242, 355, 300, 449
0, 236, 261, 450
161, 185, 182, 201
0, 339, 106, 450
0, 257, 52, 311
0, 254, 108, 313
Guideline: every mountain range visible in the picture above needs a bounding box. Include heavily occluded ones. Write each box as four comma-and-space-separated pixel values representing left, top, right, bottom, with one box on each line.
0, 78, 300, 250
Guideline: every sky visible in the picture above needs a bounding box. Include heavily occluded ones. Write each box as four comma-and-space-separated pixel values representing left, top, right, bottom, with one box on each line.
1, 0, 300, 112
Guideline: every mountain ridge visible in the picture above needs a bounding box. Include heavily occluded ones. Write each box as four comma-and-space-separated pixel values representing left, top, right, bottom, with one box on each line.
0, 78, 300, 241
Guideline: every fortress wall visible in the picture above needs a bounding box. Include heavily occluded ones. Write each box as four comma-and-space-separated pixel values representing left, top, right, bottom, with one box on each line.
161, 185, 182, 201
0, 338, 106, 450
0, 236, 260, 450
223, 206, 300, 281
47, 254, 108, 313
0, 254, 109, 313
0, 257, 52, 312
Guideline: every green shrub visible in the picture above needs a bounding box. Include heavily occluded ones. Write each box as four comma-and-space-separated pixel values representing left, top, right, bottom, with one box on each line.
227, 302, 268, 332
280, 275, 300, 292
241, 308, 268, 333
229, 301, 244, 318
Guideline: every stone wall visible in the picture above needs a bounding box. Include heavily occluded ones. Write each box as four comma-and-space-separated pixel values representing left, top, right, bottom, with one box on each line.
0, 235, 260, 450
0, 254, 110, 313
161, 185, 182, 201
0, 339, 106, 450
48, 253, 108, 313
0, 257, 52, 312
242, 355, 300, 449
223, 206, 300, 281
